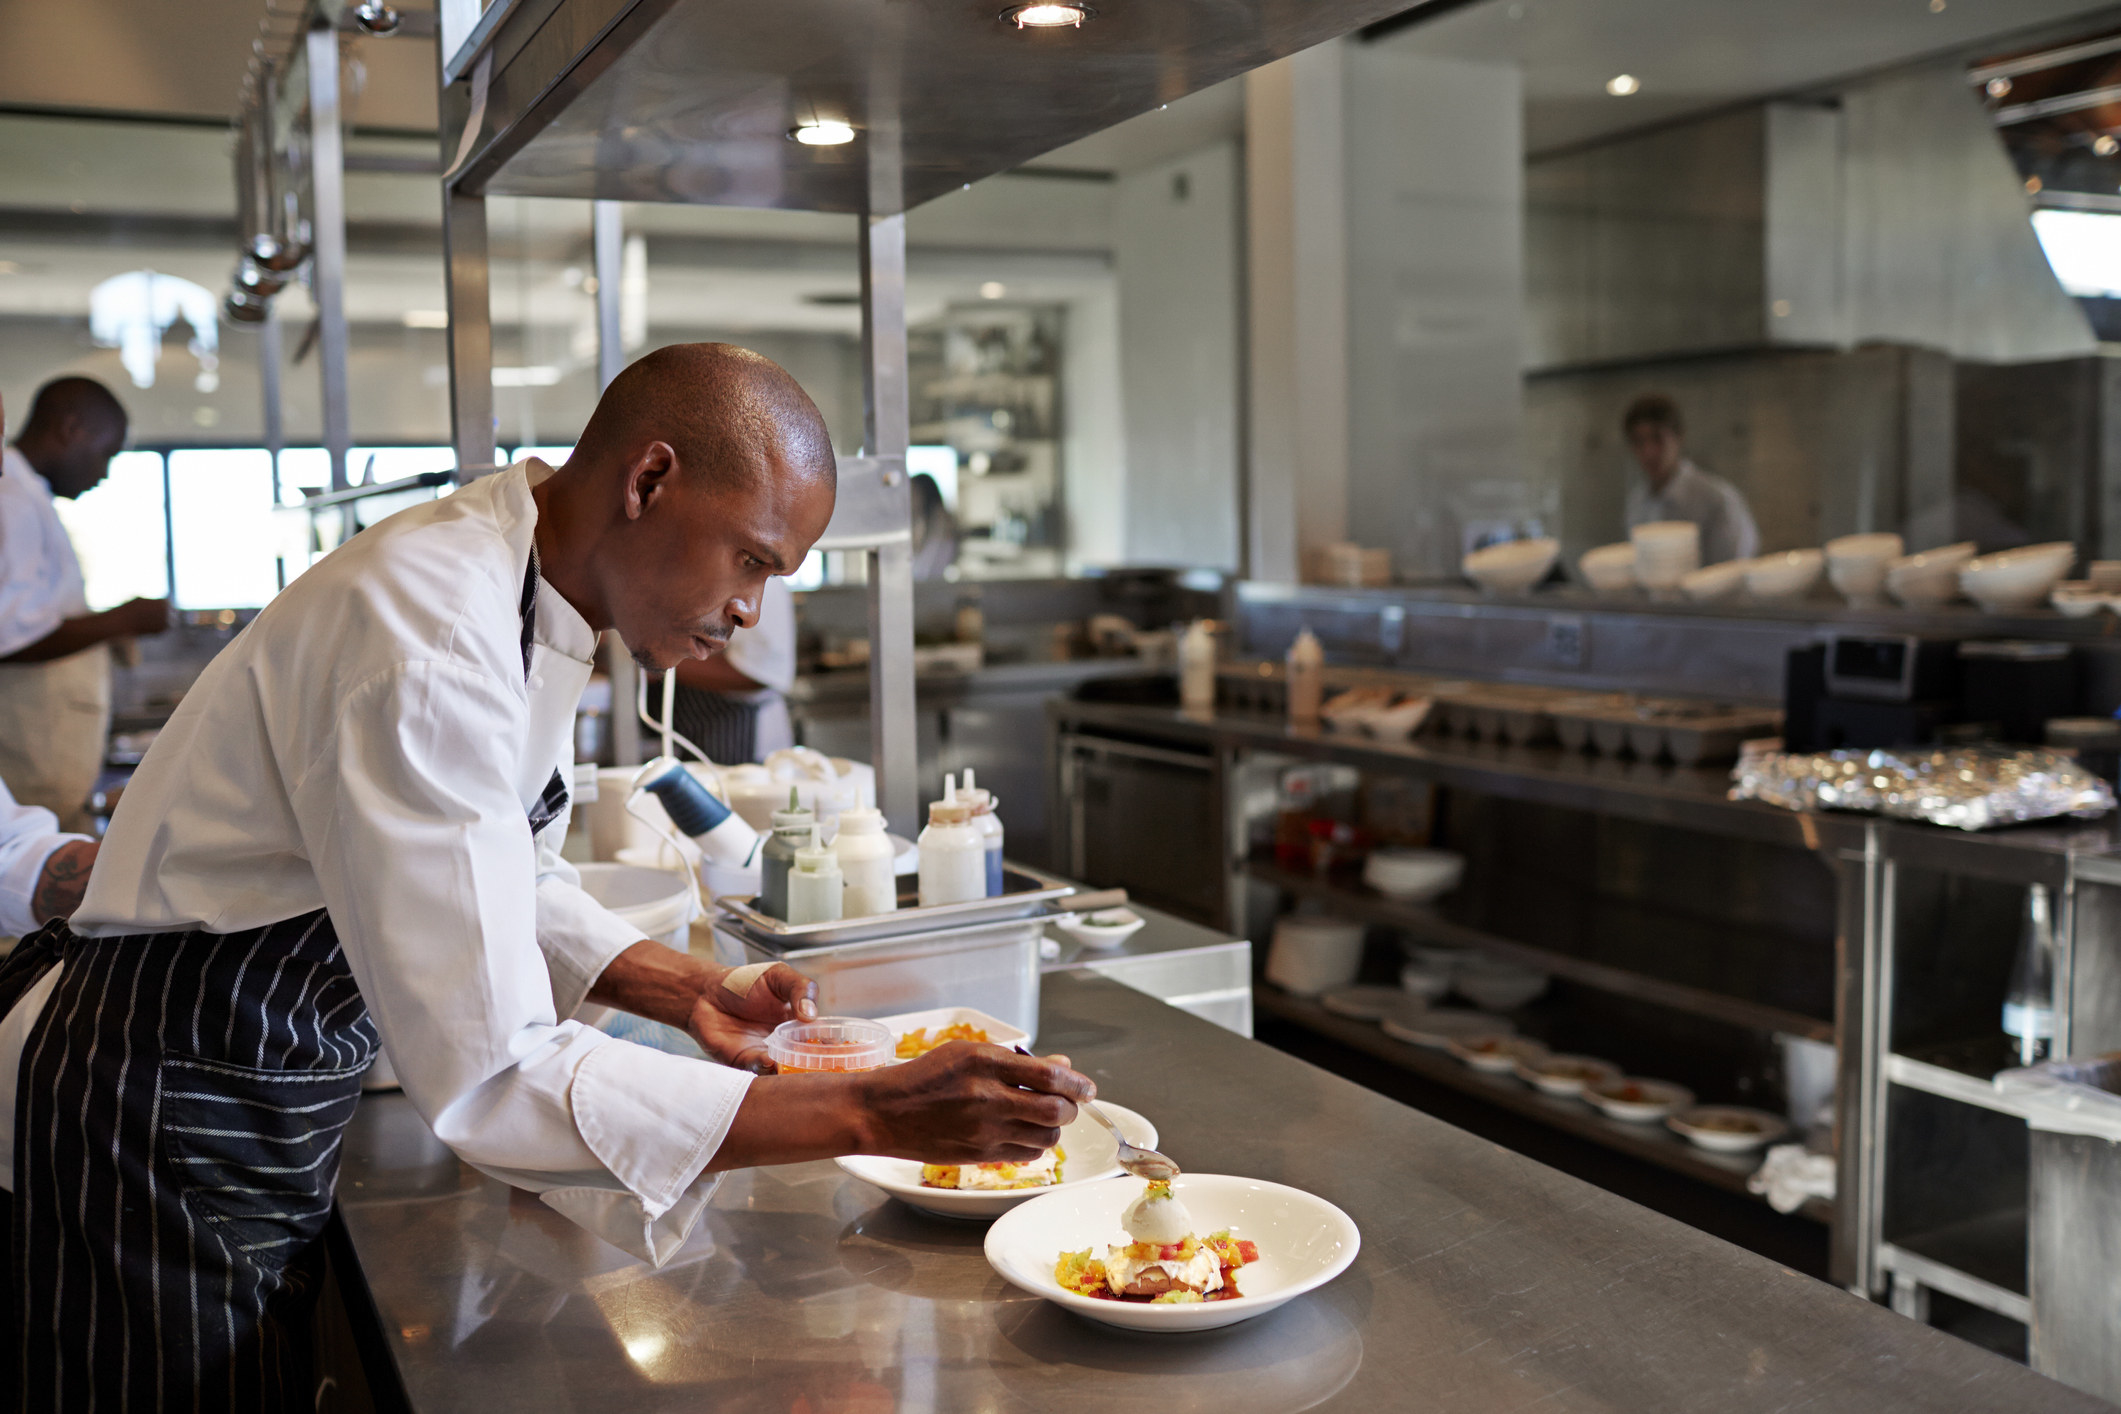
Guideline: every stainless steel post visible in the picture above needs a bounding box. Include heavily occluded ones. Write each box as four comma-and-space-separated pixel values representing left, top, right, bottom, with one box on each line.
592, 199, 624, 390
305, 21, 352, 492
442, 187, 496, 478
259, 314, 285, 462
860, 212, 918, 834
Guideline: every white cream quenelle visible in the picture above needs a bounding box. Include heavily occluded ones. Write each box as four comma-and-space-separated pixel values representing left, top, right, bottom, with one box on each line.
1122, 1181, 1193, 1245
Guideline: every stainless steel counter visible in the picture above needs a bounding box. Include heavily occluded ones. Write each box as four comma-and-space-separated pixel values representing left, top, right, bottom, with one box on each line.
333, 971, 2099, 1412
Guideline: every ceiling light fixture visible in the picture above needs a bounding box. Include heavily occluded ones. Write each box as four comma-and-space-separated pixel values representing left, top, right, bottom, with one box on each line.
1004, 3, 1093, 29
2098, 134, 2120, 157
980, 282, 1007, 299
1985, 76, 2012, 99
790, 120, 857, 146
402, 309, 450, 329
1605, 74, 1640, 96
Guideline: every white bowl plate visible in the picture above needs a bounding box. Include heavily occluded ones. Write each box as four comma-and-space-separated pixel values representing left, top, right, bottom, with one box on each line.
984, 1173, 1361, 1332
1666, 1105, 1788, 1153
836, 1101, 1158, 1219
1379, 1008, 1512, 1048
1585, 1077, 1694, 1123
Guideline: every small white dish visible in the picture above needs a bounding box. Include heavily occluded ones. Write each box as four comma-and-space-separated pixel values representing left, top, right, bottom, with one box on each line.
1960, 541, 2076, 613
875, 1006, 1030, 1058
1744, 549, 1826, 601
1578, 542, 1637, 593
1318, 983, 1410, 1021
1055, 907, 1145, 950
1666, 1105, 1789, 1154
1515, 1053, 1622, 1097
1379, 1008, 1511, 1048
2052, 582, 2109, 618
1447, 1034, 1549, 1074
1884, 541, 1976, 608
1363, 696, 1434, 739
837, 1102, 1158, 1219
1463, 537, 1560, 594
985, 1174, 1360, 1332
1585, 1077, 1695, 1123
1397, 960, 1453, 1003
1363, 847, 1464, 901
1454, 957, 1550, 1011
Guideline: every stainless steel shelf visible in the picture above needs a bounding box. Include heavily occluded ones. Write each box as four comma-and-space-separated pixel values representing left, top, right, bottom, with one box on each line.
1256, 988, 1832, 1224
1248, 861, 1836, 1042
1880, 1211, 2030, 1325
1885, 1052, 2033, 1121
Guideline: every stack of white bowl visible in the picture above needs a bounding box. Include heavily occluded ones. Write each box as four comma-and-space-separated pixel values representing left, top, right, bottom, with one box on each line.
1629, 522, 1700, 591
1825, 533, 1903, 607
1265, 915, 1367, 996
1462, 537, 1560, 594
1884, 542, 1975, 608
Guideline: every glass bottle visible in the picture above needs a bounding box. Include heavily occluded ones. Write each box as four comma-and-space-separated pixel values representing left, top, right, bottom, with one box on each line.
2003, 883, 2057, 1067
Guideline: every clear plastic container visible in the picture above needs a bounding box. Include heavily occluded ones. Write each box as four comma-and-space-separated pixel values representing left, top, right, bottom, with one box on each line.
717, 916, 1044, 1044
765, 1016, 893, 1073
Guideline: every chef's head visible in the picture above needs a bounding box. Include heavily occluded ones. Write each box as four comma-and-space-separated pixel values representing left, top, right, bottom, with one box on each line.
567, 343, 836, 673
1623, 393, 1685, 490
14, 376, 128, 499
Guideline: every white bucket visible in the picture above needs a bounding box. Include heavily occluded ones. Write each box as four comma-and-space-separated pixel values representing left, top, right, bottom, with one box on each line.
573, 861, 697, 951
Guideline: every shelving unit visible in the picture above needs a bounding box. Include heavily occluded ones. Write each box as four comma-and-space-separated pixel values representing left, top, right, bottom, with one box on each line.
1257, 988, 1832, 1224
1248, 859, 1835, 1043
1880, 1211, 2030, 1325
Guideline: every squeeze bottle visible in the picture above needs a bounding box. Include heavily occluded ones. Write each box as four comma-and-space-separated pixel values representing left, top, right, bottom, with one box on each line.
758, 787, 815, 920
959, 767, 1006, 897
1286, 627, 1325, 725
785, 827, 845, 925
1180, 619, 1217, 712
917, 799, 985, 908
831, 806, 898, 918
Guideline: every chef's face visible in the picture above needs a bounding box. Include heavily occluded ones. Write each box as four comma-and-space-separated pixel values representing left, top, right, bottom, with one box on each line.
608, 440, 834, 673
1627, 422, 1682, 485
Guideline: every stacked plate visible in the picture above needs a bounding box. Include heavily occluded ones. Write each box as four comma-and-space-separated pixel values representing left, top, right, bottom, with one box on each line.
1630, 521, 1700, 590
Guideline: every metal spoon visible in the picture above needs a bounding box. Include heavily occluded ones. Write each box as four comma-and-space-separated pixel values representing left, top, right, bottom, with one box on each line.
1015, 1045, 1180, 1181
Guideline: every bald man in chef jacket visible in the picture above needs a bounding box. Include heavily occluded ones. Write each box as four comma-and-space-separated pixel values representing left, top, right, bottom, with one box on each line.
0, 378, 171, 829
0, 344, 1091, 1410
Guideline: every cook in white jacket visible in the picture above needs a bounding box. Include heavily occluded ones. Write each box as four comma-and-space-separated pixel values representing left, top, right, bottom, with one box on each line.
0, 344, 1090, 1410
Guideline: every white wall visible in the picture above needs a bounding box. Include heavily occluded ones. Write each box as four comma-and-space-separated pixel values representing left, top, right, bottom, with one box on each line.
1063, 283, 1127, 569
1113, 140, 1242, 571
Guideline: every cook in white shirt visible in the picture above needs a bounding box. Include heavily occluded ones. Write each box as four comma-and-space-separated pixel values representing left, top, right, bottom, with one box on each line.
0, 378, 172, 830
0, 344, 1090, 1410
0, 774, 95, 937
1621, 392, 1760, 567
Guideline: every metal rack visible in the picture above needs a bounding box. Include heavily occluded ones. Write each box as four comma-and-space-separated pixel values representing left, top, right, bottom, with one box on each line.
427, 0, 1415, 828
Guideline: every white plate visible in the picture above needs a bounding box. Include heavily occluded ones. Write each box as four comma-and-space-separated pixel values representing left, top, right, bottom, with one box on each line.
1379, 1008, 1512, 1048
984, 1173, 1360, 1332
1515, 1054, 1621, 1097
1053, 907, 1145, 950
1667, 1105, 1788, 1153
836, 1101, 1157, 1219
874, 1006, 1030, 1059
1318, 984, 1410, 1020
1448, 1034, 1549, 1073
1585, 1077, 1694, 1123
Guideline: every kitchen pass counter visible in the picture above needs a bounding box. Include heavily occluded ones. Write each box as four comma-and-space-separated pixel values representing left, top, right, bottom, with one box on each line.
328, 971, 2098, 1413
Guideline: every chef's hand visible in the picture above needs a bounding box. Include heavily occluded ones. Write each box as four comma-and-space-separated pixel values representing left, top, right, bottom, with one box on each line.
114, 598, 171, 637
685, 961, 818, 1074
855, 1042, 1092, 1165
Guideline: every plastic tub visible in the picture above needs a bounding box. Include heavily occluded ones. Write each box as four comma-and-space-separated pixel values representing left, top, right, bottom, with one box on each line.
766, 1016, 893, 1073
573, 861, 696, 950
1265, 915, 1366, 996
714, 915, 1044, 1044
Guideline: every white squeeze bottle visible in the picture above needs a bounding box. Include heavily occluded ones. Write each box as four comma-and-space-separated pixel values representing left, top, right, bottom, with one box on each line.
1180, 619, 1217, 712
785, 827, 845, 926
917, 784, 986, 909
831, 806, 898, 918
1286, 627, 1325, 725
959, 767, 1006, 897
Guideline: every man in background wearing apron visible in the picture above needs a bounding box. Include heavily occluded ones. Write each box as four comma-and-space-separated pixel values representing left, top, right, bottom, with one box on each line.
0, 378, 172, 830
0, 344, 1090, 1409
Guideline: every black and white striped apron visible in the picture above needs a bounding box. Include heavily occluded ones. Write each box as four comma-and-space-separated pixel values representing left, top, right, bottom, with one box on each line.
0, 546, 564, 1410
645, 675, 761, 767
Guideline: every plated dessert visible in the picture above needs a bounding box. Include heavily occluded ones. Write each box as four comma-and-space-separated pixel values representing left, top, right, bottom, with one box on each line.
1053, 1180, 1258, 1304
922, 1147, 1063, 1190
896, 1021, 992, 1059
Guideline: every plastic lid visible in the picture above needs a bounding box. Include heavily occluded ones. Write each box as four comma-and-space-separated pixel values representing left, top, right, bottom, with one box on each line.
928, 800, 971, 826
771, 785, 814, 828
766, 1017, 892, 1073
959, 786, 993, 813
835, 806, 886, 834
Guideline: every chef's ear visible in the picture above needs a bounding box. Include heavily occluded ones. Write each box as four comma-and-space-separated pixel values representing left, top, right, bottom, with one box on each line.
624, 440, 680, 519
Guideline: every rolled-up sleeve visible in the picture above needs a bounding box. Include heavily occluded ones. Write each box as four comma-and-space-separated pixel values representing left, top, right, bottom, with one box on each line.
0, 786, 81, 937
298, 660, 751, 1262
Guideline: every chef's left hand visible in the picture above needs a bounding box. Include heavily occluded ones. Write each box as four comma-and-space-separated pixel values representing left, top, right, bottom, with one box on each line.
688, 962, 818, 1073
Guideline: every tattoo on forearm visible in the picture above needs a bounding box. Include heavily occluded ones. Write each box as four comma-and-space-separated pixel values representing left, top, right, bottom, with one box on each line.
31, 841, 96, 924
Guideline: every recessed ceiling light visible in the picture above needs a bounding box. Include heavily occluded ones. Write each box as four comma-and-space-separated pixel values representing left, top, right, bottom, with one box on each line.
2026, 175, 2044, 194
1605, 74, 1640, 97
1928, 0, 1944, 11
2097, 135, 2119, 157
1985, 76, 2013, 99
1003, 3, 1093, 28
980, 282, 1007, 300
402, 309, 449, 329
790, 120, 857, 146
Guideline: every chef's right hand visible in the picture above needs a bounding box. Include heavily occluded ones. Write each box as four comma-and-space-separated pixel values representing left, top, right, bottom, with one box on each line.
116, 598, 172, 637
857, 1043, 1093, 1165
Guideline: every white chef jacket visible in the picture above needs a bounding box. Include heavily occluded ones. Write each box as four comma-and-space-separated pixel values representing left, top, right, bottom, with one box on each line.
0, 777, 86, 939
7, 460, 753, 1263
1625, 459, 1761, 567
0, 446, 90, 657
721, 576, 796, 757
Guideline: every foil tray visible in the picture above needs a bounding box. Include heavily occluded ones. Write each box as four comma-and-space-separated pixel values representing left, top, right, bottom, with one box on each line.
1730, 745, 2116, 831
716, 869, 1076, 948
